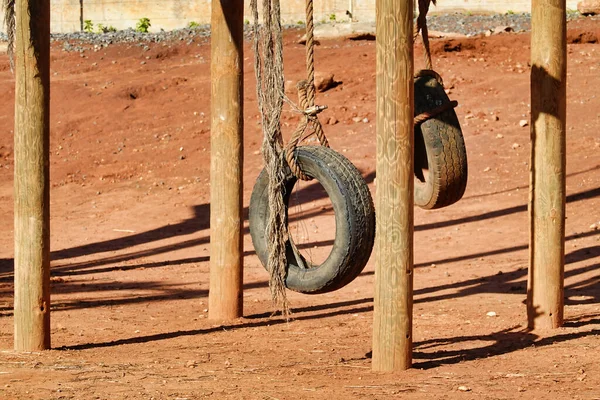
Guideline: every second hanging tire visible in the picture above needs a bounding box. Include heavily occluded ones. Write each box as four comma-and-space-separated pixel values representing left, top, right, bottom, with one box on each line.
414, 74, 468, 210
249, 146, 376, 294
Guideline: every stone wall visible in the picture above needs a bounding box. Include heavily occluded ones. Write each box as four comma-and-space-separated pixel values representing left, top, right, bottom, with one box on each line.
1, 0, 580, 33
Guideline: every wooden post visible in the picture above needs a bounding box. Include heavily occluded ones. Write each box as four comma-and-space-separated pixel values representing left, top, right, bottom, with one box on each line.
13, 0, 51, 351
372, 0, 414, 371
527, 0, 567, 330
208, 0, 244, 320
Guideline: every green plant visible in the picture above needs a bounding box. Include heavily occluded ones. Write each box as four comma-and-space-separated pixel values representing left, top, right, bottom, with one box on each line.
136, 17, 151, 33
297, 20, 305, 25
97, 24, 117, 33
329, 13, 336, 21
244, 19, 250, 25
506, 10, 515, 15
188, 21, 200, 28
84, 19, 94, 33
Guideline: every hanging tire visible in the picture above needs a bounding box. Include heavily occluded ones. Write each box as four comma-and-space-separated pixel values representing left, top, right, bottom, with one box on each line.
414, 74, 468, 209
249, 146, 375, 294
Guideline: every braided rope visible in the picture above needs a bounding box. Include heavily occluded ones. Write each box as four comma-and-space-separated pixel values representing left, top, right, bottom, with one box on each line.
415, 0, 435, 71
251, 0, 290, 316
305, 0, 316, 106
284, 0, 330, 181
3, 0, 15, 72
412, 1, 460, 125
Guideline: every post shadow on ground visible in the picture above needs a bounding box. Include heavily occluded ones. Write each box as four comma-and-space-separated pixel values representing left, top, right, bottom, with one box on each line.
47, 170, 375, 262
1, 214, 597, 316
0, 171, 366, 281
1, 179, 596, 282
411, 326, 600, 369
58, 297, 599, 361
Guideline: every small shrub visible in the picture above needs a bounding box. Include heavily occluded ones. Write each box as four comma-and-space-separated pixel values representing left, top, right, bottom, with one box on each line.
297, 20, 305, 25
329, 13, 336, 21
84, 20, 94, 33
97, 24, 117, 33
136, 17, 151, 33
506, 10, 515, 15
188, 21, 200, 28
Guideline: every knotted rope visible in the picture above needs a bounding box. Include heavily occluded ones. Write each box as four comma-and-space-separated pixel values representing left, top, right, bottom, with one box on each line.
251, 0, 331, 315
284, 0, 330, 181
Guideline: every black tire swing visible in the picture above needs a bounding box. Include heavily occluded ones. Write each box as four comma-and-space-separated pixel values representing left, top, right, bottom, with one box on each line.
249, 146, 375, 294
413, 73, 468, 209
412, 0, 468, 210
248, 0, 375, 296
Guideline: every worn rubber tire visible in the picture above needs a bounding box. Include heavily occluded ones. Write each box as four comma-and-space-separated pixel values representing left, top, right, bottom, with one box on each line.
249, 146, 375, 294
414, 74, 468, 209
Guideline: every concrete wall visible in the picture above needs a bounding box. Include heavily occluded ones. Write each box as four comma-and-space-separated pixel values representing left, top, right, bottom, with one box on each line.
1, 0, 581, 33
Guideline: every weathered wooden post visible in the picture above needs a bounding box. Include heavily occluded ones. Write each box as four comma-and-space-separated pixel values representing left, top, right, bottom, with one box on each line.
527, 0, 567, 329
372, 0, 415, 370
13, 0, 52, 351
208, 0, 245, 320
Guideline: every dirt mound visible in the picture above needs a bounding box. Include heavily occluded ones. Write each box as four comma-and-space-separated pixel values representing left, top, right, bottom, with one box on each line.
124, 77, 189, 99
567, 30, 599, 43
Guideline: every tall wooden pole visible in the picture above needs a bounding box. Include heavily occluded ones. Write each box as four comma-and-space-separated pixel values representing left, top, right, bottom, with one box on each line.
372, 0, 414, 371
208, 0, 244, 320
527, 0, 567, 330
13, 0, 51, 351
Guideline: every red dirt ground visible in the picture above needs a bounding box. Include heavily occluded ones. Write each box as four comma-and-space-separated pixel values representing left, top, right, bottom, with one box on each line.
1, 17, 599, 400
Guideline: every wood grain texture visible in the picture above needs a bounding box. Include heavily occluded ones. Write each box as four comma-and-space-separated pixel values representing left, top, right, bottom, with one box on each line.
208, 0, 244, 320
13, 0, 51, 351
372, 0, 415, 371
527, 0, 567, 330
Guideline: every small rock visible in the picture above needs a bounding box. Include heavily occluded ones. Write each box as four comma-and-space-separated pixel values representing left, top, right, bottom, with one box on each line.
484, 167, 491, 172
512, 143, 521, 150
458, 386, 471, 392
297, 34, 321, 46
493, 26, 514, 34
496, 134, 504, 139
362, 117, 369, 123
327, 116, 338, 125
486, 311, 497, 317
578, 0, 600, 15
352, 117, 362, 123
519, 119, 528, 127
590, 223, 598, 230
315, 72, 336, 92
